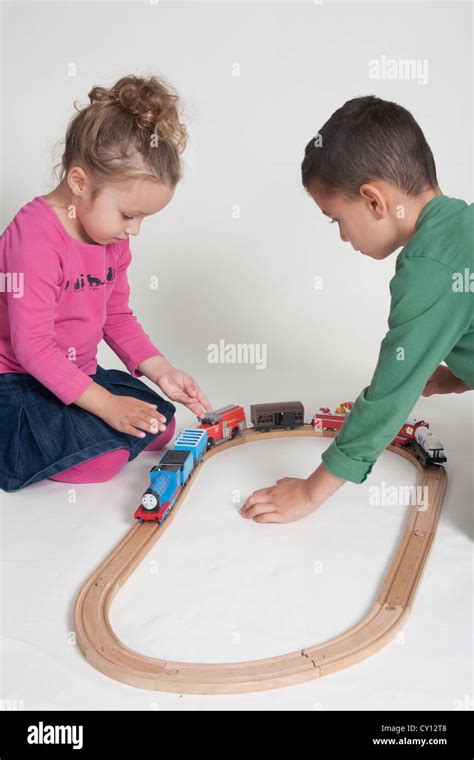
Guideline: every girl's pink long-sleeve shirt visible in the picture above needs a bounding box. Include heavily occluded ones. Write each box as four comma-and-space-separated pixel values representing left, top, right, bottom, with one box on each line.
0, 196, 162, 405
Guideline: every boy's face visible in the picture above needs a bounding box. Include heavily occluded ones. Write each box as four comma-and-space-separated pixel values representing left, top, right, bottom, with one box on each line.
68, 167, 175, 245
308, 182, 402, 260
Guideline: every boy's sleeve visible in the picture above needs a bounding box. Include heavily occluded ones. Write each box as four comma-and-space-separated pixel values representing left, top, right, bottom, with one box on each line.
4, 221, 94, 406
102, 240, 163, 377
321, 257, 472, 483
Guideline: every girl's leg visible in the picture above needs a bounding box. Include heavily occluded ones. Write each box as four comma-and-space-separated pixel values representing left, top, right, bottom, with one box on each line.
48, 417, 176, 484
48, 448, 130, 484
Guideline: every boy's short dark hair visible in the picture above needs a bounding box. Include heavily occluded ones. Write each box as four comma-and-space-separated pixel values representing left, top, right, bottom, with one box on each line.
301, 95, 438, 197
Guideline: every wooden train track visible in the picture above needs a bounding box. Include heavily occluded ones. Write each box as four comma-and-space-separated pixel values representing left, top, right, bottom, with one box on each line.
74, 426, 447, 694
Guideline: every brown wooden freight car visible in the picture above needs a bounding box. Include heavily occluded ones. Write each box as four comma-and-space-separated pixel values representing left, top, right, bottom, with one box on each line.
250, 401, 304, 431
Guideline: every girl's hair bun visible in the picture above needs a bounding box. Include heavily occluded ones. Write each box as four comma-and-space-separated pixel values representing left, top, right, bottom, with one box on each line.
88, 75, 186, 152
57, 73, 187, 194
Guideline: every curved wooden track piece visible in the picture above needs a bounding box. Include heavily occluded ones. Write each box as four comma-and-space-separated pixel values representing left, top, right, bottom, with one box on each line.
74, 427, 447, 694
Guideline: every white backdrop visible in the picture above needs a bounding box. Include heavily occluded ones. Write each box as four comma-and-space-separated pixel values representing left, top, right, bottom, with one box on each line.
0, 0, 472, 711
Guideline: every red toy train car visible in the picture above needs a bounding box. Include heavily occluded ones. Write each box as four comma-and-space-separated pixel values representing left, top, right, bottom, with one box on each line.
197, 404, 247, 449
311, 402, 353, 431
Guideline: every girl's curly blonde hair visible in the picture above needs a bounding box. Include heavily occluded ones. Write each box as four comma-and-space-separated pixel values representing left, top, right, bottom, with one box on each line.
55, 74, 188, 200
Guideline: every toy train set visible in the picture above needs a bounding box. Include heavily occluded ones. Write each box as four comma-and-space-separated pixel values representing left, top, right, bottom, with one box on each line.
76, 398, 449, 694
134, 401, 447, 525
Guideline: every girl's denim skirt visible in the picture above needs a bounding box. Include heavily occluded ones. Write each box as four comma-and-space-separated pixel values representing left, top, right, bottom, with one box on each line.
0, 365, 176, 493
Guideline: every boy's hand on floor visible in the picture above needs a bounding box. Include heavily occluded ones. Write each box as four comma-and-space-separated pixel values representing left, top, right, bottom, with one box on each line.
240, 463, 346, 524
240, 477, 320, 523
422, 364, 471, 396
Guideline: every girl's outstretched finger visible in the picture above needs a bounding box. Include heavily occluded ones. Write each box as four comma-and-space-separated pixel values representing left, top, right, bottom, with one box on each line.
185, 398, 210, 417
196, 386, 213, 413
183, 378, 212, 414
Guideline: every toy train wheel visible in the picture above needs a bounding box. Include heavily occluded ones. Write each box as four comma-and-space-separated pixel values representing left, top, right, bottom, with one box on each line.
231, 427, 240, 439
206, 437, 216, 451
406, 441, 431, 468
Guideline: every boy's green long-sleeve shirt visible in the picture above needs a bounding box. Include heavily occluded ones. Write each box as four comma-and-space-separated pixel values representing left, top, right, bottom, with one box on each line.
322, 194, 473, 484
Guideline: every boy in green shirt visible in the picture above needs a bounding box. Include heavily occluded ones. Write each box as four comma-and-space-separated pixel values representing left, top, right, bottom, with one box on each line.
241, 95, 473, 524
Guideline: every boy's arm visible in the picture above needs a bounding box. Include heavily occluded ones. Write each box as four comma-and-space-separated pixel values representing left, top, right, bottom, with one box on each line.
322, 257, 473, 483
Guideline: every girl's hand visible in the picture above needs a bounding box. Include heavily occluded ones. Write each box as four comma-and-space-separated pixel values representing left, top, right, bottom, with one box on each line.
101, 395, 167, 438
153, 358, 213, 417
422, 365, 471, 396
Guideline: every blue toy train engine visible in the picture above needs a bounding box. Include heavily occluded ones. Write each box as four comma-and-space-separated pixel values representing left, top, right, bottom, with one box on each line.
134, 428, 208, 524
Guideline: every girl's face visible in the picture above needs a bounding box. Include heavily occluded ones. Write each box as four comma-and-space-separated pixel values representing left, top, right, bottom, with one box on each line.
70, 170, 175, 245
308, 181, 403, 260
